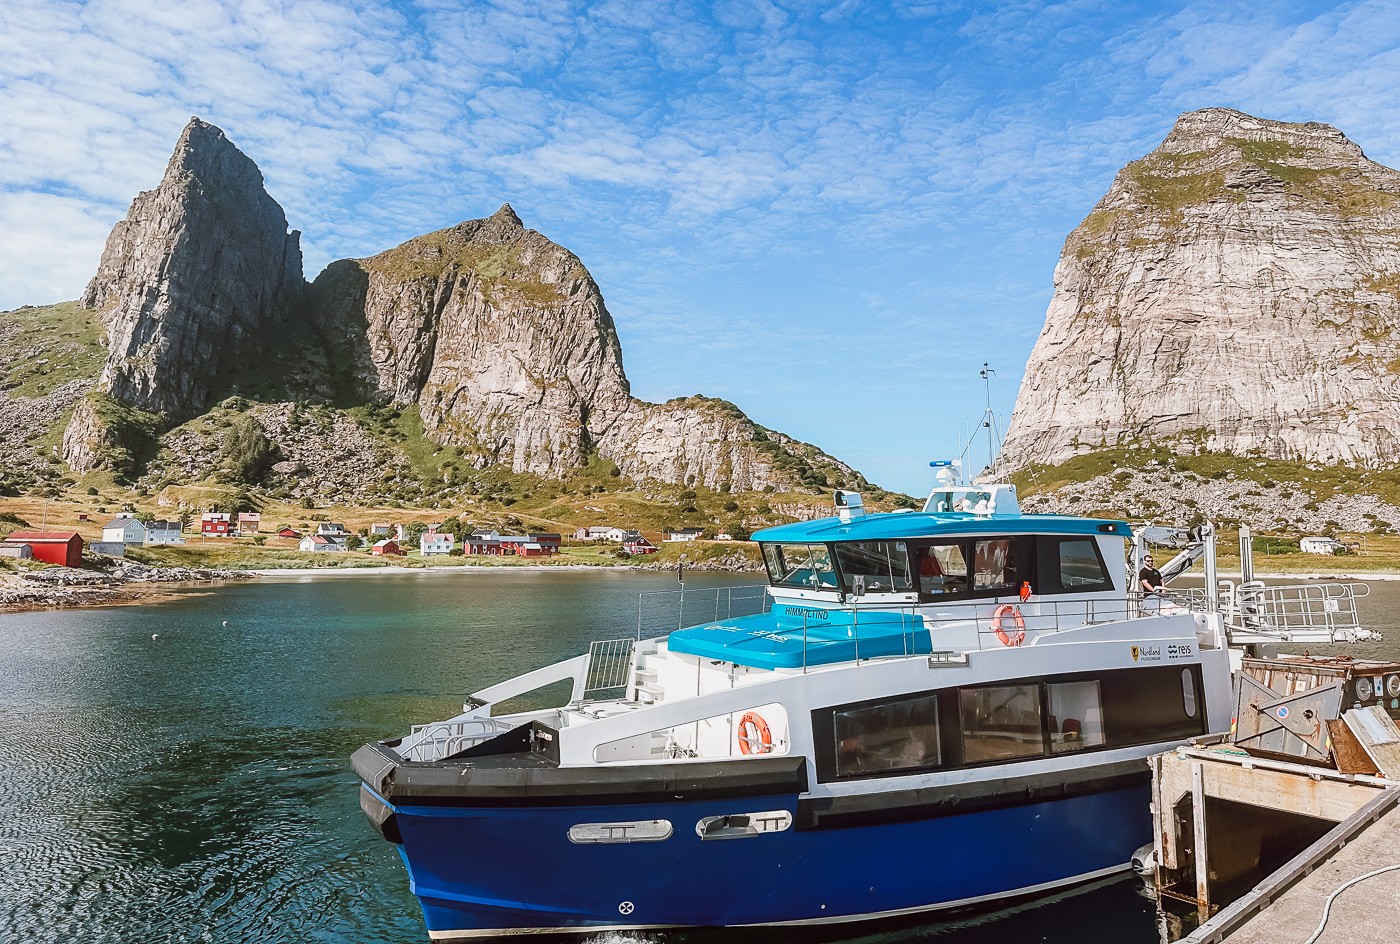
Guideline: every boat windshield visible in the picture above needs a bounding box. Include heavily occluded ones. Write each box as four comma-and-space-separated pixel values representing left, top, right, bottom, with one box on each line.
761, 543, 839, 590
832, 541, 913, 594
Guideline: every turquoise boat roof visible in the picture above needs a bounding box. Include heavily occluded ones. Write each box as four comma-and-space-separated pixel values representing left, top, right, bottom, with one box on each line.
668, 609, 929, 670
752, 512, 1131, 544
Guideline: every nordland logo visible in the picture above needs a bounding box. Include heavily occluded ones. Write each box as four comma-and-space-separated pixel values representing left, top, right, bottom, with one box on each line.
1131, 646, 1139, 662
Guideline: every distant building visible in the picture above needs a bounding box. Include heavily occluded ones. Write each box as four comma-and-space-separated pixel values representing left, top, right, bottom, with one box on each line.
0, 543, 33, 560
574, 526, 629, 542
5, 531, 84, 567
317, 522, 349, 538
145, 520, 185, 545
1301, 536, 1344, 555
529, 533, 561, 553
665, 527, 704, 542
622, 534, 659, 556
369, 523, 392, 537
371, 539, 404, 556
714, 531, 733, 541
201, 513, 232, 537
277, 527, 301, 539
237, 512, 261, 535
420, 530, 455, 556
466, 533, 503, 555
89, 542, 127, 558
101, 516, 147, 545
300, 535, 345, 552
516, 542, 548, 558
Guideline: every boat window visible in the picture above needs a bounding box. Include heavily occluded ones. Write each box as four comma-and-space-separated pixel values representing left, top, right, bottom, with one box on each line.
959, 684, 1044, 763
1046, 680, 1106, 754
1100, 665, 1206, 745
1182, 668, 1198, 718
916, 543, 969, 595
833, 693, 941, 777
972, 538, 1018, 592
833, 541, 913, 594
762, 543, 839, 590
1059, 538, 1111, 589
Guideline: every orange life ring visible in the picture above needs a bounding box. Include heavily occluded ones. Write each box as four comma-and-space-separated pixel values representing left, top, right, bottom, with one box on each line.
737, 711, 773, 755
992, 604, 1026, 647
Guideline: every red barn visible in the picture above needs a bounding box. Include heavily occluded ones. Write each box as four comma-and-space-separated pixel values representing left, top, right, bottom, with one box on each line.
370, 539, 403, 556
6, 531, 84, 567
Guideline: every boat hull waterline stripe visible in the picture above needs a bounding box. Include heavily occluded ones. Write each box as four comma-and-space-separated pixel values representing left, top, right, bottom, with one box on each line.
421, 863, 1131, 940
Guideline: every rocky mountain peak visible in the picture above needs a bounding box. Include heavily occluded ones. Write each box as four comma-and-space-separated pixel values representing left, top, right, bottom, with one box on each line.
64, 117, 305, 471
489, 203, 523, 228
996, 108, 1400, 477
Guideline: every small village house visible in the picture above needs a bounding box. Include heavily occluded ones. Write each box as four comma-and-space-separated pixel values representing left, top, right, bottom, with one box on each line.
516, 542, 548, 558
370, 539, 404, 556
573, 526, 630, 542
4, 531, 84, 567
530, 533, 561, 553
0, 543, 33, 560
467, 531, 503, 555
237, 512, 261, 535
201, 513, 233, 537
317, 522, 350, 538
714, 531, 734, 541
622, 533, 658, 556
370, 523, 392, 537
145, 520, 185, 545
300, 535, 345, 553
1301, 536, 1345, 555
420, 529, 455, 556
277, 527, 300, 539
664, 527, 705, 542
101, 515, 147, 545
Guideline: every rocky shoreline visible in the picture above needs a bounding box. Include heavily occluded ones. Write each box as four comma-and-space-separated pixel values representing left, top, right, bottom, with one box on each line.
0, 564, 249, 612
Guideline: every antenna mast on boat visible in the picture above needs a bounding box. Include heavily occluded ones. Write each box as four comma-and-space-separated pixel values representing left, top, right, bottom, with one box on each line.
956, 362, 1002, 482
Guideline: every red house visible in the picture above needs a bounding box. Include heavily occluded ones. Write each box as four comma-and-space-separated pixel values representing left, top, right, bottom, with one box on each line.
277, 527, 301, 539
201, 513, 232, 537
370, 539, 403, 556
5, 531, 84, 567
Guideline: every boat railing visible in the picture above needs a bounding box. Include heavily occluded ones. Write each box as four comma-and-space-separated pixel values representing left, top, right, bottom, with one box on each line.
636, 584, 770, 639
581, 638, 637, 701
400, 717, 514, 762
1217, 580, 1373, 643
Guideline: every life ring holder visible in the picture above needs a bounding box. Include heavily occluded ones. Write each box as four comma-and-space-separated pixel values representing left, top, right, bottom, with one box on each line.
737, 711, 774, 755
992, 604, 1026, 647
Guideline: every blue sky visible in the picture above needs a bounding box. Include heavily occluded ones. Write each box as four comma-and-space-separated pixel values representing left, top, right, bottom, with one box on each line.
3, 1, 1399, 495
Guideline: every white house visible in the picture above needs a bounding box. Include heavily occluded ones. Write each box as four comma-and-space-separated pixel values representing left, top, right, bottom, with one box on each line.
421, 530, 455, 556
101, 516, 147, 545
317, 522, 350, 538
300, 535, 345, 552
145, 520, 185, 545
665, 527, 705, 542
1300, 536, 1344, 555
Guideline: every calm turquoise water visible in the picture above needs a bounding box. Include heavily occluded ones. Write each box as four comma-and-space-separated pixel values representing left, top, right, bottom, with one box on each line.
2, 571, 1397, 944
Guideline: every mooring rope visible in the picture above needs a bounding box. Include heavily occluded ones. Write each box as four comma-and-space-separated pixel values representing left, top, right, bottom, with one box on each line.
1301, 863, 1400, 944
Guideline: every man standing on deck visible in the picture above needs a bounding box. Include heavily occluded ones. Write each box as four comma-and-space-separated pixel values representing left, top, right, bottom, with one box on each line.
1139, 555, 1165, 595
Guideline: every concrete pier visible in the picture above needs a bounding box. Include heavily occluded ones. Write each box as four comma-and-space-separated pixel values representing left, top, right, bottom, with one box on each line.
1223, 800, 1400, 944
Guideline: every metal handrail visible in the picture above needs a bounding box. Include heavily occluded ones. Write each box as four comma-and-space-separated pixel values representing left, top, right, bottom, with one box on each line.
402, 717, 512, 761
1220, 580, 1371, 641
636, 584, 770, 640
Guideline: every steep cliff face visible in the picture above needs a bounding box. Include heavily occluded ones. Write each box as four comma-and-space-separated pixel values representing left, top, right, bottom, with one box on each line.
65, 118, 304, 470
311, 208, 867, 491
55, 118, 872, 494
310, 206, 634, 477
998, 108, 1400, 474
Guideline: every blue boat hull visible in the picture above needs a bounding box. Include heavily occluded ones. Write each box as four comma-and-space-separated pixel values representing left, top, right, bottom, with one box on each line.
390, 783, 1148, 938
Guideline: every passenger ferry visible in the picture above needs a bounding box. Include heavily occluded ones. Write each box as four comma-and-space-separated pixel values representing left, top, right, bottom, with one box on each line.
354, 476, 1322, 940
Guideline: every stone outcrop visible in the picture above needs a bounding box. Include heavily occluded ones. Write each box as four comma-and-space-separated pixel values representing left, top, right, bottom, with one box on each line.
997, 108, 1400, 474
311, 207, 868, 492
54, 118, 873, 494
65, 118, 303, 470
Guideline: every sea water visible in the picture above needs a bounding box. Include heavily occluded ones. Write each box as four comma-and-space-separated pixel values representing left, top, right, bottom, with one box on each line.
3, 571, 1399, 944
